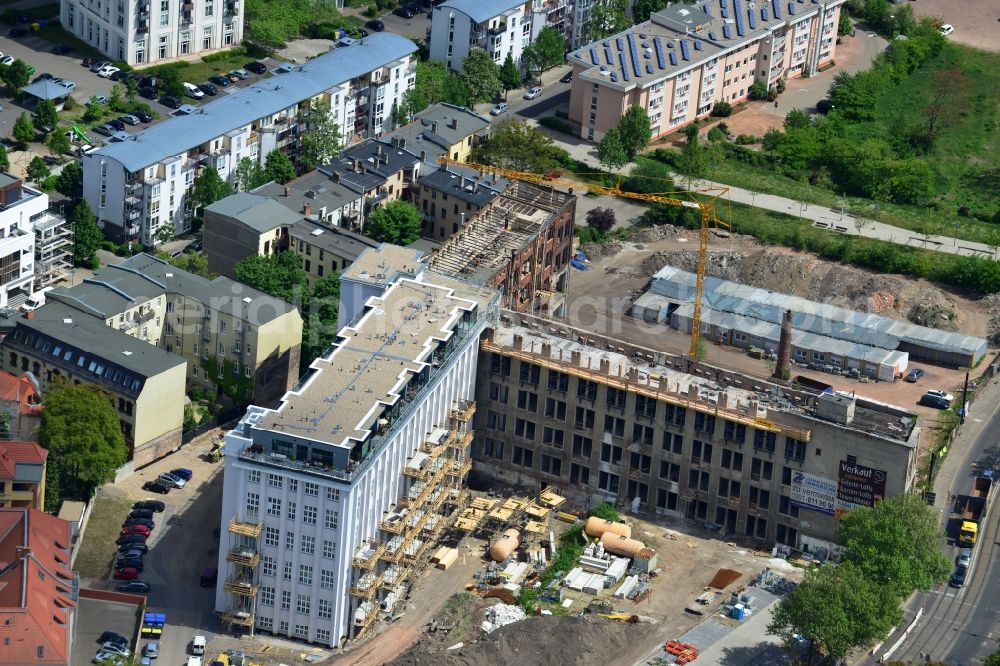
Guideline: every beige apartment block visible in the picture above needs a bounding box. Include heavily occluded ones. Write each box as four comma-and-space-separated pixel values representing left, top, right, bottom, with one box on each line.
567, 0, 843, 141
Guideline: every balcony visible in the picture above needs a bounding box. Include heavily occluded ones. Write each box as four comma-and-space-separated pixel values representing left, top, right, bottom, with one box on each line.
352, 541, 384, 569
226, 544, 260, 567
223, 576, 258, 596
349, 570, 383, 597
227, 517, 262, 538
222, 607, 254, 627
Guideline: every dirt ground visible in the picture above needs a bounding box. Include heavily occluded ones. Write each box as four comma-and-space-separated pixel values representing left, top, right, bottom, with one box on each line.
909, 0, 1000, 52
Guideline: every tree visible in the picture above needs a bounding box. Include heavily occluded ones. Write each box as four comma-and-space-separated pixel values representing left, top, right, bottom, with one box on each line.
47, 129, 71, 156
768, 562, 901, 660
235, 157, 267, 191
632, 0, 666, 23
264, 149, 296, 184
154, 224, 175, 245
33, 99, 59, 133
190, 167, 233, 212
38, 380, 128, 500
70, 200, 102, 267
711, 101, 733, 117
919, 67, 967, 149
838, 493, 950, 599
622, 157, 673, 195
0, 144, 8, 170
499, 53, 522, 99
56, 161, 83, 198
471, 119, 566, 173
26, 156, 49, 184
532, 27, 567, 75
676, 124, 708, 187
107, 83, 126, 112
748, 81, 768, 100
1, 60, 31, 94
157, 66, 185, 100
305, 272, 340, 360
585, 207, 616, 234
12, 111, 35, 146
783, 108, 811, 130
412, 60, 470, 109
983, 648, 1000, 666
125, 78, 139, 104
235, 251, 308, 304
297, 101, 342, 171
838, 8, 852, 36
462, 49, 503, 106
587, 0, 629, 41
617, 105, 653, 159
366, 200, 422, 245
597, 127, 628, 170
395, 89, 426, 125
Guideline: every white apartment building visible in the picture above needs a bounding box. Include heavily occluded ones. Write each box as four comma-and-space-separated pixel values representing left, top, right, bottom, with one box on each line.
0, 175, 45, 309
429, 0, 535, 71
60, 0, 244, 66
567, 0, 843, 141
82, 33, 418, 246
215, 247, 498, 645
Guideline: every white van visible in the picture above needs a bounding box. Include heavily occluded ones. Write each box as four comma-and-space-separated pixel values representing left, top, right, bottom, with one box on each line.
187, 658, 203, 666
183, 82, 205, 99
22, 287, 52, 312
191, 635, 206, 655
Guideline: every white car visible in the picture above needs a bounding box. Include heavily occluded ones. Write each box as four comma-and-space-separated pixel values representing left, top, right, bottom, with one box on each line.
523, 86, 542, 100
0, 55, 14, 66
937, 24, 954, 36
97, 65, 120, 78
182, 82, 204, 99
489, 102, 509, 116
926, 389, 954, 403
55, 79, 77, 91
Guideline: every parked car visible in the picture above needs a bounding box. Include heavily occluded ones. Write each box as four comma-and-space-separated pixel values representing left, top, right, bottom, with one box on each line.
100, 643, 130, 657
904, 368, 924, 383
113, 566, 140, 580
52, 44, 73, 55
55, 79, 76, 91
8, 27, 28, 37
182, 82, 204, 99
816, 99, 834, 114
191, 635, 206, 655
122, 517, 155, 530
919, 392, 952, 409
957, 548, 972, 569
119, 542, 149, 554
107, 118, 126, 131
97, 65, 121, 78
0, 55, 16, 66
949, 565, 966, 588
366, 19, 385, 31
490, 102, 509, 116
198, 82, 218, 96
94, 651, 127, 664
116, 580, 151, 593
129, 509, 154, 520
119, 114, 140, 126
31, 73, 53, 83
130, 108, 153, 123
90, 94, 109, 105
137, 75, 159, 89
93, 124, 115, 137
133, 499, 165, 512
560, 71, 573, 83
160, 95, 181, 109
158, 472, 186, 488
138, 86, 157, 100
110, 69, 131, 81
245, 61, 267, 74
89, 60, 112, 73
142, 481, 171, 494
98, 632, 128, 647
938, 23, 954, 36
208, 75, 231, 88
116, 533, 147, 545
523, 86, 542, 100
393, 6, 414, 18
228, 68, 249, 80
407, 3, 424, 13
119, 548, 146, 560
144, 642, 159, 658
170, 468, 193, 481
926, 389, 954, 403
115, 558, 144, 571
120, 524, 151, 537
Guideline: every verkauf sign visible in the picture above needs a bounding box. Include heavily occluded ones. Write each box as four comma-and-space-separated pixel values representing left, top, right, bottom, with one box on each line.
837, 460, 887, 508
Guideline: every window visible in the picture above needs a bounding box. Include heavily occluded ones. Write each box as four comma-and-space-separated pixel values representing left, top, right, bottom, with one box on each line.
691, 440, 713, 465
266, 498, 281, 517
287, 502, 296, 521
752, 457, 773, 481
598, 471, 620, 494
514, 418, 535, 440
303, 505, 317, 525
541, 454, 562, 476
778, 494, 800, 518
321, 569, 335, 588
512, 446, 534, 468
577, 378, 598, 401
570, 463, 590, 485
260, 586, 274, 606
544, 398, 566, 420
603, 415, 624, 438
282, 561, 292, 580
575, 406, 595, 429
572, 434, 592, 458
268, 474, 282, 488
547, 370, 569, 392
754, 430, 777, 453
634, 395, 657, 420
318, 599, 333, 619
785, 438, 806, 462
662, 432, 683, 454
264, 527, 279, 547
518, 361, 540, 385
285, 532, 294, 551
303, 481, 319, 496
301, 535, 315, 555
694, 412, 716, 435
517, 390, 538, 412
749, 487, 771, 510
724, 421, 746, 444
245, 493, 259, 518
665, 404, 686, 427
280, 590, 291, 610
488, 382, 509, 403
721, 449, 744, 472
325, 509, 339, 530
542, 427, 564, 448
600, 443, 623, 465
249, 470, 261, 484
322, 539, 336, 559
261, 556, 276, 576
487, 410, 506, 432
327, 487, 340, 502
490, 356, 511, 376
659, 460, 680, 482
316, 628, 330, 643
298, 564, 313, 585
606, 387, 626, 411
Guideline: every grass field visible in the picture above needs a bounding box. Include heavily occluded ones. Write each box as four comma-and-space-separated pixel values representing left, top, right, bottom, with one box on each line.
33, 25, 104, 58
694, 41, 1000, 245
147, 48, 256, 86
74, 490, 133, 581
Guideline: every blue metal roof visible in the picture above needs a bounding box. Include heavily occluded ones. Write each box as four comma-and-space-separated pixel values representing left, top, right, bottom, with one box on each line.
91, 33, 417, 173
436, 0, 526, 24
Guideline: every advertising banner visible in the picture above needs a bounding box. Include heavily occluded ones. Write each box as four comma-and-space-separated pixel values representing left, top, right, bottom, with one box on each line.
789, 470, 838, 515
837, 460, 887, 508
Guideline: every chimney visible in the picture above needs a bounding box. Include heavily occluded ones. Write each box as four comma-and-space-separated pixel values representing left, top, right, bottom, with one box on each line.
449, 117, 458, 130
687, 384, 699, 399
398, 138, 405, 149
306, 189, 316, 199
284, 186, 290, 197
431, 121, 438, 133
717, 393, 728, 409
541, 342, 552, 357
376, 144, 383, 156
420, 150, 426, 161
599, 358, 611, 374
773, 309, 793, 381
571, 350, 582, 367
353, 159, 361, 173
24, 310, 34, 320
512, 333, 524, 350
332, 172, 341, 183
473, 178, 479, 194
460, 176, 468, 190
304, 203, 311, 217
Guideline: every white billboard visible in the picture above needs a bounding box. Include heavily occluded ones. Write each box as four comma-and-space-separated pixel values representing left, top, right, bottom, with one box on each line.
790, 470, 838, 516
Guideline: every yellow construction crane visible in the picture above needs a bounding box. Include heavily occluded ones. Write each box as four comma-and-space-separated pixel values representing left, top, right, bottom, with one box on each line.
437, 157, 730, 357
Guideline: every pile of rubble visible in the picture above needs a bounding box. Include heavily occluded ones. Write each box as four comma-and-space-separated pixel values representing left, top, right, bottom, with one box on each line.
481, 604, 526, 635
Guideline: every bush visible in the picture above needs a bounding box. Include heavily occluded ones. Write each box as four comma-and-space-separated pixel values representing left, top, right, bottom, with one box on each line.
40, 175, 58, 192
707, 126, 726, 142
111, 60, 133, 72
735, 134, 758, 145
748, 81, 768, 100
590, 502, 622, 522
711, 101, 733, 117
538, 115, 574, 135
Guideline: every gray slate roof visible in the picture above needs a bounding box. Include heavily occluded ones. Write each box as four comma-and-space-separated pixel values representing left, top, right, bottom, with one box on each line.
418, 168, 505, 208
253, 171, 362, 218
21, 80, 71, 101
50, 253, 296, 323
205, 192, 302, 233
436, 0, 526, 23
289, 219, 378, 261
341, 140, 420, 179
381, 103, 491, 164
91, 33, 418, 173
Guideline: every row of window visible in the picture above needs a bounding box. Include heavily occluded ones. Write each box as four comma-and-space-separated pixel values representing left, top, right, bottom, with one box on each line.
260, 526, 338, 558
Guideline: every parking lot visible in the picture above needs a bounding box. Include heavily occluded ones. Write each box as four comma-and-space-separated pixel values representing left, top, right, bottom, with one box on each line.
72, 596, 144, 666
78, 432, 227, 665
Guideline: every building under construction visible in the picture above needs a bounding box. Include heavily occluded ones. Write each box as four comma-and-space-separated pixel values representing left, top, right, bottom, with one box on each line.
426, 180, 576, 317
214, 253, 499, 647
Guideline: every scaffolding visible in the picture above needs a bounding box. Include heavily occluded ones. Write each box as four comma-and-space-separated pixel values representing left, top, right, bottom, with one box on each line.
222, 517, 261, 630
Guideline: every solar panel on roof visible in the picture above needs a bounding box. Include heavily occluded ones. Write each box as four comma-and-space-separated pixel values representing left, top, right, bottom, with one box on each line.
628, 34, 641, 77
721, 6, 728, 18
788, 2, 795, 14
694, 40, 702, 50
646, 64, 654, 74
733, 0, 745, 36
747, 8, 756, 28
653, 38, 666, 68
589, 48, 599, 64
616, 37, 625, 51
722, 24, 732, 38
761, 6, 768, 20
605, 47, 614, 64
708, 30, 718, 40
772, 0, 781, 19
618, 53, 630, 81
669, 51, 678, 66
680, 40, 690, 61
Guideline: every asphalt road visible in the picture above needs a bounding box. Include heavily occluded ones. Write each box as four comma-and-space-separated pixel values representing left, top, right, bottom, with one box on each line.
865, 383, 1000, 665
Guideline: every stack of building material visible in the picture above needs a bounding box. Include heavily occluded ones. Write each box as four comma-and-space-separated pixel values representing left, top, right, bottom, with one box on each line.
604, 557, 629, 586
615, 575, 640, 599
436, 548, 458, 570
501, 560, 529, 583
581, 573, 604, 595
481, 604, 526, 634
580, 553, 611, 572
563, 567, 586, 590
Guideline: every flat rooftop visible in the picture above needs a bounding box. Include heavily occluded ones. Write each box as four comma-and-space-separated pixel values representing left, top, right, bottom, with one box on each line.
342, 244, 426, 286
426, 180, 571, 282
258, 273, 496, 448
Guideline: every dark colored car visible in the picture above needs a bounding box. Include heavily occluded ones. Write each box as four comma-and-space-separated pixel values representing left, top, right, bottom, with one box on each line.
560, 71, 573, 83
198, 82, 218, 96
138, 86, 158, 100
407, 3, 424, 13
160, 95, 181, 109
904, 368, 924, 383
93, 124, 115, 137
110, 69, 131, 81
142, 481, 170, 494
107, 119, 126, 131
133, 500, 165, 512
245, 61, 267, 74
130, 109, 153, 123
119, 542, 149, 554
52, 44, 72, 55
115, 558, 144, 571
816, 99, 834, 115
208, 75, 231, 87
128, 509, 154, 520
393, 6, 414, 18
366, 19, 385, 31
170, 468, 193, 481
200, 567, 218, 587
919, 393, 951, 409
113, 566, 140, 580
949, 566, 966, 588
138, 75, 158, 89
8, 27, 28, 37
122, 517, 155, 530
32, 73, 53, 83
98, 632, 128, 647
116, 580, 150, 594
116, 534, 147, 546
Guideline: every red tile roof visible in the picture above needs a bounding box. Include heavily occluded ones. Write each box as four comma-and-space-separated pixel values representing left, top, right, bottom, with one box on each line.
0, 442, 47, 480
0, 508, 77, 666
0, 372, 42, 416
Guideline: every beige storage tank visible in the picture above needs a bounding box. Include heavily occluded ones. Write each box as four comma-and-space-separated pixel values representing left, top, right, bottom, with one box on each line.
489, 528, 520, 562
600, 532, 646, 558
585, 517, 632, 539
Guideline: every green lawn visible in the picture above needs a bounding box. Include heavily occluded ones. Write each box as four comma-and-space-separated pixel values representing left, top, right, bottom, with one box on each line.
145, 48, 256, 86
74, 490, 133, 581
33, 25, 104, 58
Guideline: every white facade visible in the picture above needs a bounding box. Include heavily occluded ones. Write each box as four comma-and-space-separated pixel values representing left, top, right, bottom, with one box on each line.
430, 0, 532, 71
81, 34, 418, 246
61, 0, 244, 66
0, 177, 47, 308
